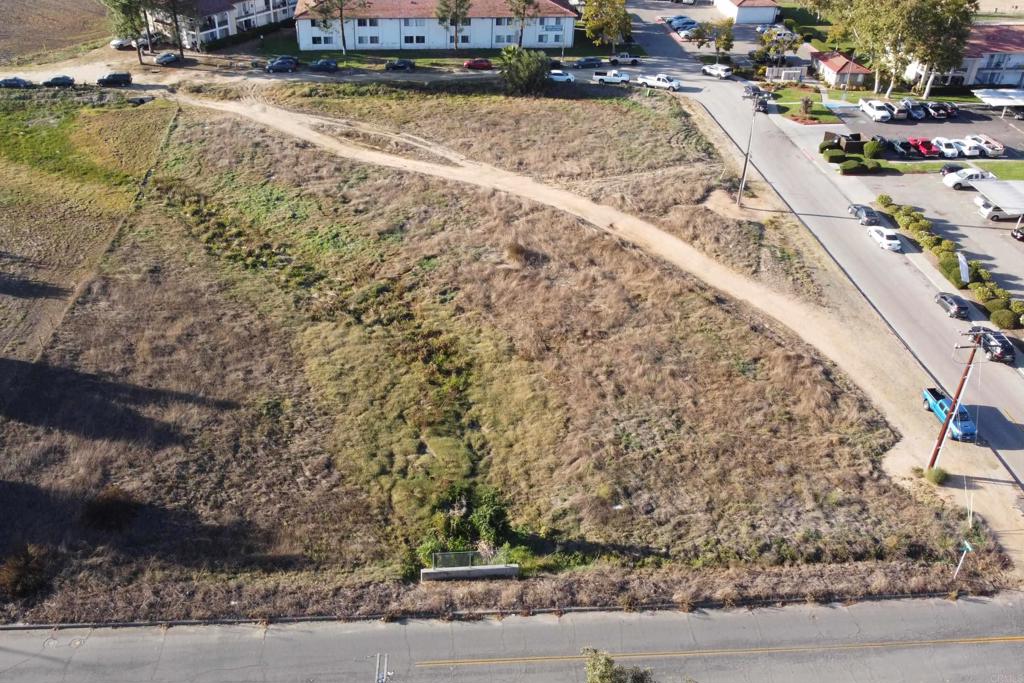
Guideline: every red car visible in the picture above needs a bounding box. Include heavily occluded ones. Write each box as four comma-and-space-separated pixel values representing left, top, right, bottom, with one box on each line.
908, 136, 940, 157
463, 58, 493, 70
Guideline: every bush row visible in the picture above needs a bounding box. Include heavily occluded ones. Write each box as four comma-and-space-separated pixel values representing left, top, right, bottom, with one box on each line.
822, 146, 881, 174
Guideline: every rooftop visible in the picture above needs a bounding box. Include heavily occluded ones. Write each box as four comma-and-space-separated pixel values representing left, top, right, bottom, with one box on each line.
810, 50, 871, 75
724, 0, 779, 7
965, 24, 1024, 58
295, 0, 577, 20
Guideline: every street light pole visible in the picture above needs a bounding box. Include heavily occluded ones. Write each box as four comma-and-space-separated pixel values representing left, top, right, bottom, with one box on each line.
736, 95, 762, 207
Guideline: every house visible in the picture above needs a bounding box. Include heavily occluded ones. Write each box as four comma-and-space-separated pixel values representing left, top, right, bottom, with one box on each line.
147, 0, 298, 49
294, 0, 577, 51
810, 50, 870, 87
713, 0, 779, 25
905, 24, 1024, 87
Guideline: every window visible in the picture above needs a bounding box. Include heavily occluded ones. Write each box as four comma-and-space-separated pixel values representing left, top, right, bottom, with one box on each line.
357, 35, 367, 43
538, 17, 547, 25
322, 35, 333, 44
460, 34, 469, 43
552, 33, 561, 42
537, 34, 547, 43
506, 34, 514, 42
312, 36, 323, 44
462, 18, 471, 26
357, 18, 378, 27
369, 35, 379, 44
449, 34, 454, 43
495, 35, 504, 43
357, 18, 366, 26
403, 18, 425, 27
415, 35, 425, 43
404, 35, 414, 43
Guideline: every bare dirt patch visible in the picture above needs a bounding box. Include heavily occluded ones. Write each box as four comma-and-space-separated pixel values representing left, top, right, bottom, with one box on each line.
0, 0, 108, 65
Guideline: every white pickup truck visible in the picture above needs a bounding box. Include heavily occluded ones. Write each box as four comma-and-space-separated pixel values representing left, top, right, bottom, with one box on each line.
858, 98, 892, 122
592, 70, 631, 84
608, 52, 642, 65
636, 73, 683, 91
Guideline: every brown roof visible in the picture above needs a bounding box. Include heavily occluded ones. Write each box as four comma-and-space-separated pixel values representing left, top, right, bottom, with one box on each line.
810, 50, 871, 75
295, 0, 576, 20
965, 24, 1024, 58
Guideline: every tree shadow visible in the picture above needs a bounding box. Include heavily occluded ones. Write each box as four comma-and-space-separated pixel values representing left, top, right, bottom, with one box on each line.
514, 530, 665, 561
0, 273, 70, 299
0, 357, 238, 448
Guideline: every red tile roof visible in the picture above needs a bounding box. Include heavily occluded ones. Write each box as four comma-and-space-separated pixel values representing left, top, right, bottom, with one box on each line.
810, 50, 871, 75
295, 0, 576, 20
965, 24, 1024, 58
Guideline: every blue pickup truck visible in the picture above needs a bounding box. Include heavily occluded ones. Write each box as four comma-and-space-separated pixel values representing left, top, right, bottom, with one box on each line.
922, 387, 977, 441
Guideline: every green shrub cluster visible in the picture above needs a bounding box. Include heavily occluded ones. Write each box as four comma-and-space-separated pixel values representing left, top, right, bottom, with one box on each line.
990, 309, 1020, 329
839, 160, 864, 174
819, 140, 839, 153
876, 194, 893, 207
823, 149, 845, 163
863, 159, 880, 172
863, 140, 883, 159
968, 281, 1009, 302
416, 483, 512, 567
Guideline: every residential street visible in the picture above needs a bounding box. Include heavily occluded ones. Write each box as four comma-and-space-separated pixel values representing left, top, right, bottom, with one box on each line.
2, 594, 1024, 682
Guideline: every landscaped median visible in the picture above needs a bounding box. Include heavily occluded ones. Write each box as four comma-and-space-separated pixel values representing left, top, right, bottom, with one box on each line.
767, 84, 840, 124
820, 136, 948, 175
877, 195, 1024, 330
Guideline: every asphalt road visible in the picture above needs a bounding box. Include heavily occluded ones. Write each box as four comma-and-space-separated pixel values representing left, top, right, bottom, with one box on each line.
627, 2, 1024, 488
2, 594, 1024, 682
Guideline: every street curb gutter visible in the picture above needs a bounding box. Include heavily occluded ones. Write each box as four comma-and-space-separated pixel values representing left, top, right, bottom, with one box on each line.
689, 98, 1024, 492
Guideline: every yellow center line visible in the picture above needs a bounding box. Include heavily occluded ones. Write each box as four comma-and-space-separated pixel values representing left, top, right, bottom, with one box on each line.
415, 634, 1024, 667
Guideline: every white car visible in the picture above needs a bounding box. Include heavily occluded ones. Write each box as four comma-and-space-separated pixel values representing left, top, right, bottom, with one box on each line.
548, 70, 575, 83
976, 196, 1022, 221
859, 99, 892, 122
591, 70, 631, 84
868, 226, 902, 252
950, 139, 982, 157
636, 73, 683, 91
965, 133, 1004, 157
109, 38, 133, 49
701, 64, 732, 79
756, 23, 785, 34
677, 27, 701, 39
931, 137, 959, 158
943, 168, 996, 190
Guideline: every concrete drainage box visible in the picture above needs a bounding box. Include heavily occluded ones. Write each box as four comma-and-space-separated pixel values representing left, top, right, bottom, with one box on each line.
420, 564, 520, 581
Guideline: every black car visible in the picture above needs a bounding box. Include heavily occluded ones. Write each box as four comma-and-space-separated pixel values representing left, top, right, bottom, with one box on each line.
155, 52, 181, 66
1013, 227, 1024, 242
309, 59, 338, 72
940, 163, 965, 176
0, 77, 32, 88
743, 84, 764, 99
890, 139, 921, 158
934, 292, 969, 319
266, 57, 299, 73
847, 203, 879, 225
754, 96, 768, 113
969, 326, 1016, 363
572, 56, 603, 69
938, 101, 960, 117
384, 59, 415, 71
97, 72, 132, 87
42, 75, 74, 87
549, 59, 563, 69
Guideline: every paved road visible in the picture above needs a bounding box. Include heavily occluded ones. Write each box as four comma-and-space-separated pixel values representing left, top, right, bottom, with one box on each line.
2, 595, 1023, 682
627, 2, 1024, 488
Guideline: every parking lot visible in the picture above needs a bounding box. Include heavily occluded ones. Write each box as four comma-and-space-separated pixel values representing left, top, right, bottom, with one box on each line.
840, 105, 1024, 159
655, 5, 765, 63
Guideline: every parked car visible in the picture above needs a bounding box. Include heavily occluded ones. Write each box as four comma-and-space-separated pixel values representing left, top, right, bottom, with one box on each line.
755, 22, 785, 34
155, 52, 180, 66
701, 64, 732, 79
42, 75, 74, 87
848, 203, 880, 225
935, 292, 970, 319
1013, 227, 1024, 241
572, 56, 603, 69
609, 53, 642, 66
309, 59, 338, 72
937, 101, 960, 117
109, 38, 133, 50
923, 101, 948, 118
548, 59, 563, 69
0, 77, 32, 89
384, 59, 415, 71
908, 137, 939, 157
592, 70, 631, 84
939, 163, 965, 176
636, 73, 683, 91
868, 226, 902, 252
951, 138, 983, 157
859, 99, 892, 122
96, 72, 132, 87
976, 195, 1021, 222
266, 56, 299, 73
965, 133, 1004, 157
882, 101, 907, 119
943, 168, 995, 190
743, 84, 765, 99
677, 27, 702, 39
754, 96, 768, 113
931, 137, 959, 158
891, 139, 921, 158
670, 19, 698, 30
900, 98, 926, 120
463, 58, 493, 70
922, 387, 977, 441
969, 326, 1016, 363
548, 70, 576, 83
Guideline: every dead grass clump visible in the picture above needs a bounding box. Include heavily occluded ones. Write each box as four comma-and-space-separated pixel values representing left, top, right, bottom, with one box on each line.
81, 486, 140, 532
0, 545, 49, 599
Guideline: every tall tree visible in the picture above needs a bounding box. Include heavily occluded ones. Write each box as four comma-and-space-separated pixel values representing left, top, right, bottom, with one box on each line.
497, 45, 549, 94
436, 0, 473, 50
713, 18, 734, 64
581, 0, 631, 55
910, 0, 978, 98
313, 0, 369, 54
506, 0, 539, 47
100, 0, 148, 64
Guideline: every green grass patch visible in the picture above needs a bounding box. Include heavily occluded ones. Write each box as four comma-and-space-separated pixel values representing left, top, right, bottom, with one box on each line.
771, 86, 841, 124
975, 160, 1024, 180
830, 152, 948, 174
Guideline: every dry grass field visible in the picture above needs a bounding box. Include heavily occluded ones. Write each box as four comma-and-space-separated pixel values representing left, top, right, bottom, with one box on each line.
0, 0, 108, 65
0, 86, 1009, 623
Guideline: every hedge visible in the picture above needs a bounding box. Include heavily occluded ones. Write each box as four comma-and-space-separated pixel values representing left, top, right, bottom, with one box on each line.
824, 149, 845, 163
819, 140, 839, 153
985, 297, 1010, 314
990, 309, 1021, 330
876, 194, 893, 207
863, 159, 880, 172
1011, 299, 1024, 315
863, 140, 883, 159
839, 160, 865, 175
938, 253, 966, 289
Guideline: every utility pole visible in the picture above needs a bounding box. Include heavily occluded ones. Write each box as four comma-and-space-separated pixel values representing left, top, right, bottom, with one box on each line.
736, 94, 765, 207
927, 339, 978, 471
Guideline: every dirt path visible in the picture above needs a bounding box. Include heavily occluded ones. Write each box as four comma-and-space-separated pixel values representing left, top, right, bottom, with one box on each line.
181, 95, 1024, 572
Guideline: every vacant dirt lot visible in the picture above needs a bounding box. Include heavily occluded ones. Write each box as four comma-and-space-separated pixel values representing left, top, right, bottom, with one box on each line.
0, 88, 1009, 623
0, 0, 108, 65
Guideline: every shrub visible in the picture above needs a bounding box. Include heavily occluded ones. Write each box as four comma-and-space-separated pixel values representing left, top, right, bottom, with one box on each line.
497, 46, 550, 95
929, 239, 957, 256
82, 486, 140, 532
925, 467, 948, 485
755, 65, 767, 80
863, 140, 883, 159
912, 219, 933, 233
976, 266, 992, 282
876, 194, 893, 207
918, 234, 940, 250
1010, 300, 1024, 315
985, 298, 1010, 314
991, 308, 1020, 329
863, 159, 880, 172
823, 149, 845, 163
783, 18, 797, 30
938, 253, 965, 288
819, 140, 839, 153
839, 160, 864, 175
0, 545, 48, 598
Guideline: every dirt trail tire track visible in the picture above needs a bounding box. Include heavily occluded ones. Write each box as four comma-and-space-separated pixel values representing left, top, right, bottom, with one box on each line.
181, 96, 1024, 572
